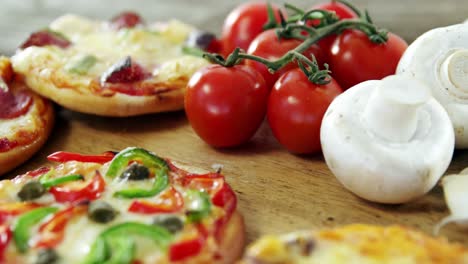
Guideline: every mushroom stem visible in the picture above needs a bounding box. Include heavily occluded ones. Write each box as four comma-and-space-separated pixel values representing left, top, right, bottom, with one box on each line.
441, 49, 468, 94
363, 75, 431, 142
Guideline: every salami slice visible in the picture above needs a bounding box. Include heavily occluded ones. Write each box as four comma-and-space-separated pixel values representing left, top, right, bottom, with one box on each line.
0, 90, 33, 119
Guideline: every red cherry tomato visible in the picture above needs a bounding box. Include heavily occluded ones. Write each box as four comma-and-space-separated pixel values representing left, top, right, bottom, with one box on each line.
268, 68, 342, 154
309, 1, 358, 54
246, 29, 325, 89
185, 65, 268, 148
328, 30, 408, 90
221, 2, 284, 56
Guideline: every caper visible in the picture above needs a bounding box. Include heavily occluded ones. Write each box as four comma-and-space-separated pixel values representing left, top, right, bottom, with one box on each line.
153, 216, 184, 234
35, 248, 59, 264
88, 200, 118, 223
120, 163, 150, 181
17, 181, 46, 201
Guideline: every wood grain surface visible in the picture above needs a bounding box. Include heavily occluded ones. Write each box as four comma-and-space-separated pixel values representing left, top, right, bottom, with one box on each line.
3, 0, 468, 251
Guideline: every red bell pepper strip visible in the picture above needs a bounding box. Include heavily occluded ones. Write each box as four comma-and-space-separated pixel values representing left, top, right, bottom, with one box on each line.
0, 225, 11, 262
128, 187, 184, 214
49, 171, 106, 203
0, 202, 41, 224
26, 166, 51, 178
183, 173, 225, 196
169, 224, 208, 262
212, 183, 237, 241
34, 205, 87, 248
47, 151, 116, 164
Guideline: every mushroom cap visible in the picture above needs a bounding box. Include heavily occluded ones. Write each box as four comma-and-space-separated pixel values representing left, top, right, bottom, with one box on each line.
397, 23, 468, 148
320, 80, 454, 204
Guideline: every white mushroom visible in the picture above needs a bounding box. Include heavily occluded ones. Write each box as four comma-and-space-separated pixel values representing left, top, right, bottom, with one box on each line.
397, 23, 468, 148
434, 168, 468, 234
320, 75, 454, 204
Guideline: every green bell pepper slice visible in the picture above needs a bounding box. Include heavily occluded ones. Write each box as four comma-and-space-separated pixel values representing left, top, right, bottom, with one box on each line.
83, 222, 173, 264
106, 148, 169, 198
41, 174, 85, 189
13, 207, 58, 253
185, 190, 212, 223
66, 55, 98, 75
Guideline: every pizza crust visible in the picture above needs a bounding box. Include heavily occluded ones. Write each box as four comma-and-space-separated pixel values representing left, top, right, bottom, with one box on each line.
0, 94, 54, 176
218, 212, 245, 264
20, 70, 185, 116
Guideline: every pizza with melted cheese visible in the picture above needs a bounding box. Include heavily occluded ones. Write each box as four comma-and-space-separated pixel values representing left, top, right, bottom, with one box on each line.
0, 147, 244, 263
0, 57, 54, 176
11, 12, 212, 117
242, 224, 468, 264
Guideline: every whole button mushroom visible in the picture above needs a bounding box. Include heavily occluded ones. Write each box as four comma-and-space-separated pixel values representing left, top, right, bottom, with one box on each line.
397, 23, 468, 148
320, 75, 454, 204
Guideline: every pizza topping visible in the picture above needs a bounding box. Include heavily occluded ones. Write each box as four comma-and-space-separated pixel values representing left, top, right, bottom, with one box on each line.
120, 163, 150, 181
0, 90, 33, 119
169, 225, 207, 262
13, 206, 58, 253
41, 174, 85, 189
0, 225, 12, 262
47, 151, 116, 164
49, 171, 106, 203
100, 56, 150, 85
17, 181, 46, 201
185, 190, 212, 223
35, 248, 59, 264
110, 11, 144, 30
107, 148, 169, 199
19, 29, 71, 49
88, 200, 118, 223
128, 187, 184, 214
35, 205, 87, 249
66, 55, 98, 75
84, 222, 172, 264
0, 202, 41, 224
153, 216, 184, 234
185, 31, 220, 53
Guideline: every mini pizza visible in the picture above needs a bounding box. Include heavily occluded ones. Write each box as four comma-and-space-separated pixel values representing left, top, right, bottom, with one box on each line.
0, 57, 54, 176
11, 12, 213, 117
242, 224, 468, 263
0, 147, 244, 263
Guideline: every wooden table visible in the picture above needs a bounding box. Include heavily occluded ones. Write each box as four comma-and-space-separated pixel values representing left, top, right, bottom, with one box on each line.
3, 0, 468, 247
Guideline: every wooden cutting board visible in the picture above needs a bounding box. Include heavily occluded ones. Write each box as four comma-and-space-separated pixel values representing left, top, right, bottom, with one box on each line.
3, 0, 468, 247
6, 108, 468, 245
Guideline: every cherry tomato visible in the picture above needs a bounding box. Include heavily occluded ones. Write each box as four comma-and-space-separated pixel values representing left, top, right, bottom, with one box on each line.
268, 68, 342, 154
328, 30, 408, 90
246, 29, 325, 89
221, 2, 284, 56
185, 65, 268, 147
309, 1, 358, 54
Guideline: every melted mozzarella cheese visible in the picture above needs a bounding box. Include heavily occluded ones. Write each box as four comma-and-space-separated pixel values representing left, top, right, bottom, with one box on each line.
12, 14, 209, 90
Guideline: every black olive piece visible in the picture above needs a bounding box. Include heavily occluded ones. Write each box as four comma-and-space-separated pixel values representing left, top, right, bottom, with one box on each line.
17, 180, 46, 201
186, 31, 216, 50
153, 216, 184, 234
35, 248, 59, 264
120, 163, 150, 181
88, 200, 118, 223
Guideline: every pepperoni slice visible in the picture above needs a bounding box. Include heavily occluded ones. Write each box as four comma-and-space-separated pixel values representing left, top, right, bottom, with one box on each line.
111, 11, 144, 29
0, 138, 17, 153
20, 30, 71, 50
0, 90, 33, 119
100, 56, 150, 84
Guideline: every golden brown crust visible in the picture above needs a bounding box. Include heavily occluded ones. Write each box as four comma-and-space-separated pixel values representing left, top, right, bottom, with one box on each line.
219, 212, 245, 264
0, 95, 54, 175
21, 71, 185, 117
